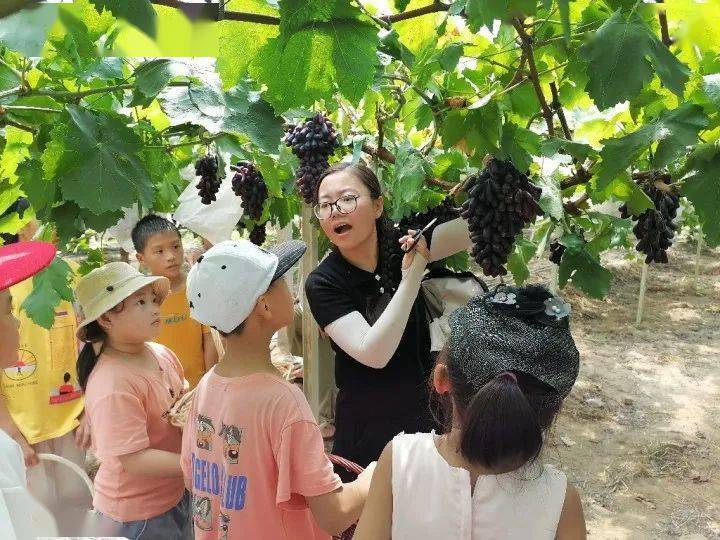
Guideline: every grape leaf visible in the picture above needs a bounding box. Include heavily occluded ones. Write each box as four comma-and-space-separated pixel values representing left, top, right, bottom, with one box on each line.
0, 4, 58, 56
217, 4, 279, 88
499, 123, 541, 172
578, 10, 690, 110
250, 17, 378, 112
394, 0, 412, 11
584, 213, 632, 256
540, 137, 597, 162
465, 0, 536, 30
21, 257, 74, 330
557, 0, 572, 44
223, 84, 284, 153
438, 43, 464, 71
386, 145, 430, 221
54, 105, 154, 214
17, 159, 56, 219
131, 59, 174, 107
533, 175, 564, 220
682, 152, 720, 247
594, 104, 708, 189
558, 236, 613, 298
89, 0, 157, 37
507, 236, 537, 285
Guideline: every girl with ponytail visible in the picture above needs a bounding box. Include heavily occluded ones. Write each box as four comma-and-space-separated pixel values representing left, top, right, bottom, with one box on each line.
304, 162, 474, 479
74, 262, 191, 539
354, 285, 587, 539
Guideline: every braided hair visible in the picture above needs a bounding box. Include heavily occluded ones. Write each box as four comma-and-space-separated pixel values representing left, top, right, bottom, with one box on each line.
314, 163, 403, 294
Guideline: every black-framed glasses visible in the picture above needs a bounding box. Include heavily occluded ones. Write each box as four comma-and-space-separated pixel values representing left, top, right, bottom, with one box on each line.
313, 195, 360, 220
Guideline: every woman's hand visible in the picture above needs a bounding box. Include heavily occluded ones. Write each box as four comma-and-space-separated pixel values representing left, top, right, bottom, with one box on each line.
399, 230, 430, 271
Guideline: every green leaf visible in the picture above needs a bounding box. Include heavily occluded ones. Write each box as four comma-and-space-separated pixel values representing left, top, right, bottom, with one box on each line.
465, 0, 536, 30
131, 59, 173, 107
223, 84, 284, 153
438, 43, 464, 71
160, 82, 226, 134
499, 123, 541, 172
378, 29, 416, 68
557, 0, 572, 44
394, 0, 412, 11
440, 250, 470, 272
558, 236, 613, 298
21, 257, 74, 330
578, 10, 690, 110
17, 159, 55, 219
441, 104, 502, 159
89, 0, 157, 37
386, 145, 430, 221
702, 74, 720, 109
595, 104, 708, 189
682, 153, 720, 247
0, 4, 58, 56
534, 175, 564, 220
507, 236, 537, 285
217, 7, 279, 88
540, 137, 597, 162
584, 213, 632, 256
250, 16, 378, 111
55, 106, 154, 214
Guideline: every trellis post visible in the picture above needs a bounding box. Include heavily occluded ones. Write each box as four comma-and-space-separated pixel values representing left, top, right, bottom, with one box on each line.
300, 204, 321, 418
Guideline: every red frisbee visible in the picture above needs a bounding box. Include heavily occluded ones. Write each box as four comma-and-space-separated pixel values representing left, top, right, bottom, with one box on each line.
0, 241, 57, 291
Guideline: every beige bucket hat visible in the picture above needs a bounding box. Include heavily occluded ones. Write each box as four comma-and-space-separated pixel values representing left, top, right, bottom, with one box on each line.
75, 262, 170, 342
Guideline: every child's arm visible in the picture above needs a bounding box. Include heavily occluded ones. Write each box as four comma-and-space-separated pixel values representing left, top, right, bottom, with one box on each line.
556, 483, 587, 540
202, 331, 219, 371
118, 448, 183, 477
352, 443, 392, 540
0, 395, 37, 467
306, 462, 376, 535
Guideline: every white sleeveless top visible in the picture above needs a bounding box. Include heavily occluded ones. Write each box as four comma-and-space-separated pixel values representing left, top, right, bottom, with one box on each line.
391, 432, 567, 540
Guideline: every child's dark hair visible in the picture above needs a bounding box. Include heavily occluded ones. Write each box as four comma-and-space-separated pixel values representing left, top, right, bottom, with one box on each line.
439, 359, 560, 472
314, 163, 402, 293
131, 214, 180, 253
76, 303, 125, 390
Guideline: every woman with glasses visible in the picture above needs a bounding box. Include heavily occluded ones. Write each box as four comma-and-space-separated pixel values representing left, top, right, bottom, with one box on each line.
304, 162, 472, 478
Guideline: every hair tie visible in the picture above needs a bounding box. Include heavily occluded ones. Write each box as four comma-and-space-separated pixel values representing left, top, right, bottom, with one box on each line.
498, 371, 517, 384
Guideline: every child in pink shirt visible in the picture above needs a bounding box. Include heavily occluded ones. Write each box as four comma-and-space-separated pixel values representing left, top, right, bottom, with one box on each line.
74, 262, 191, 539
182, 240, 375, 539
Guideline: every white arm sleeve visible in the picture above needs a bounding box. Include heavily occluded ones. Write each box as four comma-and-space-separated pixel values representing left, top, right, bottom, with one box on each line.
428, 217, 472, 262
323, 254, 427, 369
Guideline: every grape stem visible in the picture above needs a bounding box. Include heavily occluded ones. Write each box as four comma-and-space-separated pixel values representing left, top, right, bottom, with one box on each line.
361, 142, 454, 189
656, 0, 673, 47
512, 18, 555, 137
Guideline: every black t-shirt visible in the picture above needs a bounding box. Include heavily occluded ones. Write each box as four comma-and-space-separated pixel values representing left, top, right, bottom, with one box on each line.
304, 250, 432, 392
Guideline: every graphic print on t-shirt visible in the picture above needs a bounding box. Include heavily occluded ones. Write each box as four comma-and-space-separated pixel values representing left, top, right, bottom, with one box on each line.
219, 512, 230, 540
197, 415, 215, 451
49, 372, 82, 404
219, 423, 242, 464
3, 348, 37, 381
193, 495, 213, 531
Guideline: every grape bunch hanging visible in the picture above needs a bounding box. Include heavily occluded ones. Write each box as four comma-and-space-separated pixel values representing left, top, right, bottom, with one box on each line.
284, 113, 339, 203
549, 241, 565, 266
249, 223, 267, 246
620, 178, 679, 264
398, 196, 460, 240
231, 161, 268, 221
461, 158, 543, 277
195, 155, 221, 205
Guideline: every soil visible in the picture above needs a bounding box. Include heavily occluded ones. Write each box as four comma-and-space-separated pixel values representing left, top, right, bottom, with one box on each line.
528, 239, 720, 539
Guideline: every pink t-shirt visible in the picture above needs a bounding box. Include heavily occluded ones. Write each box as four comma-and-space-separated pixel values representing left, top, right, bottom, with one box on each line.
85, 342, 186, 522
181, 369, 342, 539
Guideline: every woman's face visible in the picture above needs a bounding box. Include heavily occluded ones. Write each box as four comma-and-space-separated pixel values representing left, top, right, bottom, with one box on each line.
0, 290, 20, 367
316, 170, 383, 252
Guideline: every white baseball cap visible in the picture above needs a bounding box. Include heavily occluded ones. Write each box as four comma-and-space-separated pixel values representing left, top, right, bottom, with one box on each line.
187, 239, 306, 333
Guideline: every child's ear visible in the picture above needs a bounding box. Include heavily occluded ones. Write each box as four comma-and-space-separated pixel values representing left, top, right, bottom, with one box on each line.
433, 363, 451, 394
97, 313, 113, 333
135, 251, 145, 267
254, 295, 273, 320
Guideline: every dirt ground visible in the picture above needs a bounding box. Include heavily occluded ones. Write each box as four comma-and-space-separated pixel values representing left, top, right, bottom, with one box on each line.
526, 239, 720, 539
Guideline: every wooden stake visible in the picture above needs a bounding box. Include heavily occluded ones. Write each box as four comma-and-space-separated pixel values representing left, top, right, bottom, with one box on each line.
694, 231, 704, 291
300, 204, 320, 419
636, 262, 649, 325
